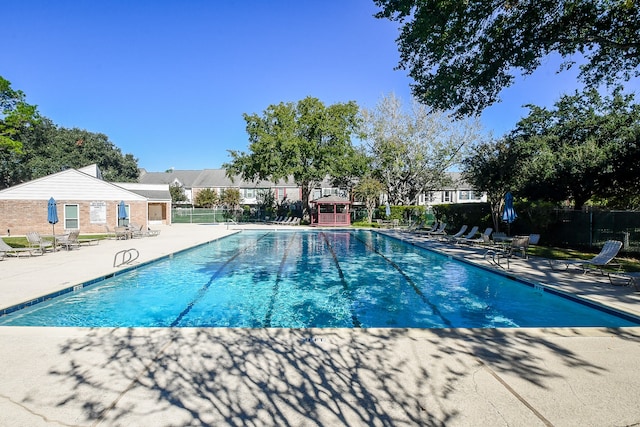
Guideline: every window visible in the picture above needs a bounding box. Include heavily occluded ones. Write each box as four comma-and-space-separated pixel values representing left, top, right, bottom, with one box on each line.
242, 188, 255, 199
425, 192, 435, 203
64, 204, 79, 229
443, 191, 453, 202
459, 190, 470, 201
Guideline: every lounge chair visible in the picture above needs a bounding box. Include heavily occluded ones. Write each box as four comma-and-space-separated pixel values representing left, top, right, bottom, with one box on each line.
451, 225, 478, 243
56, 230, 80, 250
0, 238, 40, 257
128, 223, 146, 238
460, 227, 493, 245
404, 219, 425, 232
485, 235, 531, 269
104, 225, 117, 239
549, 240, 623, 274
415, 221, 438, 234
115, 226, 131, 240
26, 232, 54, 253
423, 222, 447, 237
608, 271, 640, 291
443, 225, 468, 242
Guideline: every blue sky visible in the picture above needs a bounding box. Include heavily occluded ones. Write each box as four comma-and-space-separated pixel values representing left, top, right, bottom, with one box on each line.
4, 1, 635, 172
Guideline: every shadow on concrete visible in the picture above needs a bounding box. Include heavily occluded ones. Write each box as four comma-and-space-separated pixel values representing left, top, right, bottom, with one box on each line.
39, 325, 639, 426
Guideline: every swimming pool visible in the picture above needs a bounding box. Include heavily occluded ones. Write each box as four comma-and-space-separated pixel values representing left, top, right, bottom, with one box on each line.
1, 230, 638, 328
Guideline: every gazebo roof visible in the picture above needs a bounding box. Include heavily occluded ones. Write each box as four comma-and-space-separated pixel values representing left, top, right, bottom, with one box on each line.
312, 195, 351, 204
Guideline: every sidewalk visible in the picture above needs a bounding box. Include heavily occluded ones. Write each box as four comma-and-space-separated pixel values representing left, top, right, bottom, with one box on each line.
1, 224, 639, 426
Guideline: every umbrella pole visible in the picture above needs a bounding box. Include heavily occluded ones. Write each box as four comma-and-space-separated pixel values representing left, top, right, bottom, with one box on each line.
52, 224, 56, 252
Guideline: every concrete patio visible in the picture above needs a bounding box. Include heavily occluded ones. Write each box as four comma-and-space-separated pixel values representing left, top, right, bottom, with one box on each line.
1, 224, 639, 426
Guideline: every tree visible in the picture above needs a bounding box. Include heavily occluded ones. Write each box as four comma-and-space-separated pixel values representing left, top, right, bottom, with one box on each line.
256, 188, 276, 218
374, 0, 640, 116
353, 177, 385, 223
20, 118, 139, 182
224, 97, 362, 219
0, 76, 40, 187
220, 188, 241, 220
194, 188, 219, 208
361, 93, 482, 205
461, 138, 523, 232
509, 89, 640, 208
169, 182, 187, 204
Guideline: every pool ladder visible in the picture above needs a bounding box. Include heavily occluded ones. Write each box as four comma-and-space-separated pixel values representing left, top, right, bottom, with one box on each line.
113, 248, 139, 267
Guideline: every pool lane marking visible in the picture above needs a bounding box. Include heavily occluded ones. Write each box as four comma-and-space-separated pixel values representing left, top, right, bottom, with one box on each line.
170, 232, 272, 327
320, 232, 362, 328
263, 232, 298, 327
351, 231, 453, 328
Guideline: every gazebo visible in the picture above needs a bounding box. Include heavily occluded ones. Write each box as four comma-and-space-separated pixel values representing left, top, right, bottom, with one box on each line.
310, 195, 351, 226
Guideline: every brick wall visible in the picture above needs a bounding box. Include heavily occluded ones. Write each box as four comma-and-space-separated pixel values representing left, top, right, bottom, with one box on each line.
0, 200, 148, 237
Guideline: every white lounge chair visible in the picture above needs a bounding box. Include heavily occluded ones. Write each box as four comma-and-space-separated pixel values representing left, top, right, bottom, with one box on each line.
460, 227, 493, 245
415, 221, 438, 233
452, 225, 478, 243
423, 222, 447, 237
443, 225, 468, 242
608, 271, 640, 290
549, 240, 623, 274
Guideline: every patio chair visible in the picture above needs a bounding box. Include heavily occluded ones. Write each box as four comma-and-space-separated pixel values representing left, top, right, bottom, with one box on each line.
55, 230, 80, 250
26, 232, 54, 253
484, 235, 531, 269
549, 240, 623, 274
443, 225, 468, 242
0, 238, 40, 257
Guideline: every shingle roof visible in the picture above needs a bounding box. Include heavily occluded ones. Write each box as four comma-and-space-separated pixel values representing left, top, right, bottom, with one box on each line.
139, 168, 297, 188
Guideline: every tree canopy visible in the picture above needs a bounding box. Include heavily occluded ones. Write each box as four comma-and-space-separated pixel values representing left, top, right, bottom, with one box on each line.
224, 96, 362, 218
463, 89, 640, 211
361, 93, 482, 205
509, 89, 640, 208
374, 0, 640, 116
0, 76, 139, 188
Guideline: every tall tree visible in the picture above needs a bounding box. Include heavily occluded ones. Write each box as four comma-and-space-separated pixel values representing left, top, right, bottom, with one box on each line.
353, 177, 385, 223
374, 0, 640, 116
0, 76, 40, 187
224, 97, 362, 218
461, 138, 523, 232
20, 118, 139, 182
509, 89, 640, 208
361, 93, 482, 205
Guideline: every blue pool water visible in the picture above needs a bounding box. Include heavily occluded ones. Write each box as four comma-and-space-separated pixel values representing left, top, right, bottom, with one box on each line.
1, 230, 638, 328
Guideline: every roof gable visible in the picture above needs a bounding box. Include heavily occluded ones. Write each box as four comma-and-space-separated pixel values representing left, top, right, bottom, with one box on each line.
0, 169, 146, 201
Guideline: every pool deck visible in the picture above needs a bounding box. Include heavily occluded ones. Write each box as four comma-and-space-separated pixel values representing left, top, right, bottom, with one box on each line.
1, 224, 639, 426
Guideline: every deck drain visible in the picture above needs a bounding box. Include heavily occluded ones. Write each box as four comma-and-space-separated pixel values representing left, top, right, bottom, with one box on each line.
300, 337, 325, 344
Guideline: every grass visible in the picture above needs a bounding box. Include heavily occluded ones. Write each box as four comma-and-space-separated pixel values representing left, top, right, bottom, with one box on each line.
3, 235, 108, 248
529, 245, 640, 272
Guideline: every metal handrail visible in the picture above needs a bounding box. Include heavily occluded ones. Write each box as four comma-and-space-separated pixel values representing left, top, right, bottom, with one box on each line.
113, 248, 139, 267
